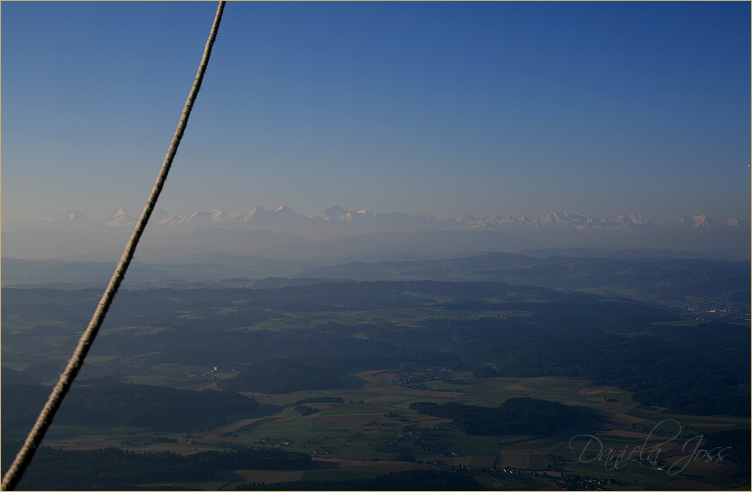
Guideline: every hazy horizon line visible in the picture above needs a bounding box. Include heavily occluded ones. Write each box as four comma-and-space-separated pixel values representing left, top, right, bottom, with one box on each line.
4, 205, 749, 226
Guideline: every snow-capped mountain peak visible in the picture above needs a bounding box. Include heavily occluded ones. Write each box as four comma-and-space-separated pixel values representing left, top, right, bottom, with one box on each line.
616, 213, 650, 226
320, 206, 349, 221
456, 212, 479, 224
103, 208, 136, 227
680, 214, 722, 230
48, 210, 88, 222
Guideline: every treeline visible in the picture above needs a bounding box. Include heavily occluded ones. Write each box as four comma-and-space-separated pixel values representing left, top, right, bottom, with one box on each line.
294, 405, 318, 416
467, 321, 750, 416
409, 397, 600, 437
219, 348, 463, 394
233, 469, 483, 490
705, 429, 751, 469
2, 383, 259, 434
294, 397, 343, 405
292, 397, 344, 417
1, 384, 51, 438
218, 359, 346, 394
1, 443, 310, 491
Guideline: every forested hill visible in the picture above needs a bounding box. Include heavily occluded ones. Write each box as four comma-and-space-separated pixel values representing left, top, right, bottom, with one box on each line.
3, 280, 749, 418
0, 444, 310, 491
2, 383, 261, 436
466, 321, 751, 417
409, 397, 601, 437
218, 349, 463, 394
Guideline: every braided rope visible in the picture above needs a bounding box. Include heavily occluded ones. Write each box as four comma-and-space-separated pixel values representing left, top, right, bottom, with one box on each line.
1, 2, 226, 489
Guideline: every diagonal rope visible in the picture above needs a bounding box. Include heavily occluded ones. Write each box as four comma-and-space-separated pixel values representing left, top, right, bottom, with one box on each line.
1, 2, 226, 489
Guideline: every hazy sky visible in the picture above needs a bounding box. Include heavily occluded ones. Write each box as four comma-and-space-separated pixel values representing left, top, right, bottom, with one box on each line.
3, 1, 750, 224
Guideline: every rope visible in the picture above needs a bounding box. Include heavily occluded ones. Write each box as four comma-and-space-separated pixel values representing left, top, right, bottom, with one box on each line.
1, 2, 226, 489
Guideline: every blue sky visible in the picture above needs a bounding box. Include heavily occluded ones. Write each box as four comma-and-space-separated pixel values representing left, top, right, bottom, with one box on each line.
2, 1, 750, 224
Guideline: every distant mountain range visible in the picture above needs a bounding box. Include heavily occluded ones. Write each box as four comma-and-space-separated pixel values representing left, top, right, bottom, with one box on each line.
2, 206, 749, 261
3, 206, 747, 234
